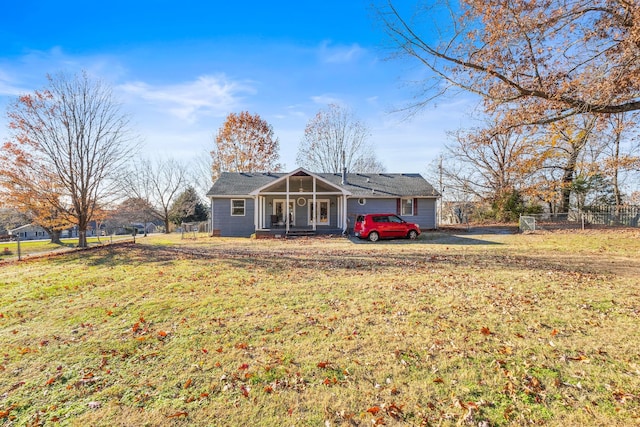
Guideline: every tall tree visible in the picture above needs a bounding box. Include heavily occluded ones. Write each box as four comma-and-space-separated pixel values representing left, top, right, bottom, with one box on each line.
443, 123, 536, 202
0, 208, 30, 236
122, 157, 188, 233
296, 104, 385, 173
2, 71, 133, 247
168, 186, 208, 226
211, 111, 282, 180
378, 0, 640, 125
600, 113, 640, 207
535, 116, 597, 212
0, 151, 72, 243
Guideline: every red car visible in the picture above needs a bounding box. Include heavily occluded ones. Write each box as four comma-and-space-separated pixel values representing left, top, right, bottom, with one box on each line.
353, 213, 421, 242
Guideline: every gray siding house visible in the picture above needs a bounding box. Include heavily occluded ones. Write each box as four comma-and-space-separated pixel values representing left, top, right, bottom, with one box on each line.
206, 168, 440, 237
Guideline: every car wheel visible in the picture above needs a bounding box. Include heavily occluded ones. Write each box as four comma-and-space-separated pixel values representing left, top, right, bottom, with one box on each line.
408, 230, 418, 240
368, 231, 380, 242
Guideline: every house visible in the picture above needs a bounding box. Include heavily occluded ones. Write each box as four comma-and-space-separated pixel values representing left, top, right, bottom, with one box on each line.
9, 224, 50, 240
206, 168, 440, 237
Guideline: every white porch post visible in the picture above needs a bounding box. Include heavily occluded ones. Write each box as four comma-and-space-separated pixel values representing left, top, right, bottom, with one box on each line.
342, 195, 348, 233
286, 176, 290, 233
254, 196, 259, 231
312, 177, 317, 231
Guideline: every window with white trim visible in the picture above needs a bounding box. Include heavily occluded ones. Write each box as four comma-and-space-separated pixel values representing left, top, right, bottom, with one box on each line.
401, 198, 414, 216
231, 199, 245, 216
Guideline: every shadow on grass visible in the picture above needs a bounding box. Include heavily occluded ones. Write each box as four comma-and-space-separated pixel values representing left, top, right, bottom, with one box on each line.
347, 233, 503, 246
42, 235, 632, 279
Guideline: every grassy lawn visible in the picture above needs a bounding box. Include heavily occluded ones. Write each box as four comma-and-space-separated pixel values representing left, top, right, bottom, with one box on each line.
0, 235, 134, 260
0, 230, 639, 426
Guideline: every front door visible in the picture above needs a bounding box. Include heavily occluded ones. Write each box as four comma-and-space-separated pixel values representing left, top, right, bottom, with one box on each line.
308, 199, 330, 226
274, 200, 295, 226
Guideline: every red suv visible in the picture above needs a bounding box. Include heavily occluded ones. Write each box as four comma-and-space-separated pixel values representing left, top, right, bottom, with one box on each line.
353, 213, 421, 242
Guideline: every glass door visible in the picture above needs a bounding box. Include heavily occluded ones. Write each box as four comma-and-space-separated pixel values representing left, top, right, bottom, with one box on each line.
274, 200, 295, 226
308, 199, 330, 225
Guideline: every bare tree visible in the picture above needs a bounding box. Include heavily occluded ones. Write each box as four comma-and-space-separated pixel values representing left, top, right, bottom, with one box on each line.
2, 71, 133, 247
296, 104, 385, 173
190, 151, 214, 201
151, 158, 188, 233
377, 0, 640, 125
601, 113, 640, 207
443, 123, 536, 202
122, 157, 188, 233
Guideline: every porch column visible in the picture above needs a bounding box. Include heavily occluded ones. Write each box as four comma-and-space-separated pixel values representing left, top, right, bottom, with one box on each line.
254, 196, 259, 231
286, 176, 290, 233
312, 177, 317, 231
342, 195, 348, 233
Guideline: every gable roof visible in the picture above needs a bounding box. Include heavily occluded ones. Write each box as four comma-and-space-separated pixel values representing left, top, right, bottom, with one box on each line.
248, 167, 351, 196
207, 170, 440, 198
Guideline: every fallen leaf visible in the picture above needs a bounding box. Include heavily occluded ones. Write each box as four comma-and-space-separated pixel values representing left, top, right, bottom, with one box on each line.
166, 411, 188, 418
480, 327, 491, 335
367, 406, 381, 415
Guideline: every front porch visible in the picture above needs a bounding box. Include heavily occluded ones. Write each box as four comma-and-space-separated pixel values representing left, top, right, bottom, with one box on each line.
250, 169, 351, 234
255, 225, 346, 238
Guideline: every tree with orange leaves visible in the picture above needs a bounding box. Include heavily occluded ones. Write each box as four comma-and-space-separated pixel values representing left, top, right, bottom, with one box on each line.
1, 71, 133, 247
378, 0, 640, 125
211, 111, 282, 181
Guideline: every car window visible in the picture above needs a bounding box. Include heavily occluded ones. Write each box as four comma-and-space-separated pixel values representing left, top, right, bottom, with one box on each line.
356, 215, 364, 222
389, 215, 404, 223
372, 216, 386, 223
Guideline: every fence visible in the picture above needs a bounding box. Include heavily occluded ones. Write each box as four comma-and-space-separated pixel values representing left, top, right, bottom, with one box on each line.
520, 205, 640, 232
519, 213, 585, 232
582, 205, 639, 227
180, 221, 210, 239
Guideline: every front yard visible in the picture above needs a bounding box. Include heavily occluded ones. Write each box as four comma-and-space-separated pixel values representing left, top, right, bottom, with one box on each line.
0, 230, 639, 425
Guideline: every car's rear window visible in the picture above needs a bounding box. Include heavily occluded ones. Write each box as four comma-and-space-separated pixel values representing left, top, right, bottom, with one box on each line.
355, 215, 365, 222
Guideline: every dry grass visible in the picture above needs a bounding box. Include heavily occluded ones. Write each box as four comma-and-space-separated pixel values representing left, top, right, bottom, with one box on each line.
1, 230, 639, 426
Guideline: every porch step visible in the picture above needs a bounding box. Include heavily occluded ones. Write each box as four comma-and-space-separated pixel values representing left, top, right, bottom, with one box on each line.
286, 229, 316, 237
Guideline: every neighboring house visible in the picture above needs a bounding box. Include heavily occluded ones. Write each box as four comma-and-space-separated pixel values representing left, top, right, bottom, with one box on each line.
9, 224, 50, 240
132, 222, 158, 235
206, 168, 441, 237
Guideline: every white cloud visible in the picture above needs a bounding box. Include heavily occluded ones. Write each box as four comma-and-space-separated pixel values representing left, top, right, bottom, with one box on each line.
117, 75, 255, 123
318, 41, 366, 64
311, 94, 344, 106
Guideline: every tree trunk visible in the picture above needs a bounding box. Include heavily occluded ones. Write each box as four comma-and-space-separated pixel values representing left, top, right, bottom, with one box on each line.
49, 230, 62, 245
78, 229, 87, 248
559, 159, 577, 214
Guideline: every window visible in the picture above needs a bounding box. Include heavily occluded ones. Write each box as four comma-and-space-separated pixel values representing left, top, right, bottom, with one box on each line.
401, 198, 414, 216
231, 199, 245, 216
358, 198, 366, 205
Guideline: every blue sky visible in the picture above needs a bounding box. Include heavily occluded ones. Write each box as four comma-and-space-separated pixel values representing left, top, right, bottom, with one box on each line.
0, 1, 474, 174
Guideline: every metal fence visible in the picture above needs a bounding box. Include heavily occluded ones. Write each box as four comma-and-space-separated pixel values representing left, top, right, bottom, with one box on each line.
582, 205, 640, 227
520, 205, 640, 232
